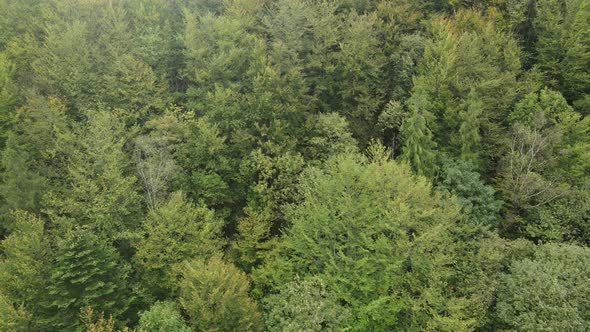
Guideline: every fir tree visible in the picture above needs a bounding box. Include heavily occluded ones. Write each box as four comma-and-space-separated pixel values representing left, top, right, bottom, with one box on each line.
40, 228, 131, 331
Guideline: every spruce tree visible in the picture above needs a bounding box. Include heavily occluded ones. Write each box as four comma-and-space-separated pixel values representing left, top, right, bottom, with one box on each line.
40, 227, 131, 331
0, 211, 47, 328
400, 99, 437, 177
43, 111, 141, 238
0, 53, 15, 148
0, 96, 68, 223
459, 90, 483, 165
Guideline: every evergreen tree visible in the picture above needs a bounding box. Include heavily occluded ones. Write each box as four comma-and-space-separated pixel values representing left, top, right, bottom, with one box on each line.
459, 90, 483, 165
0, 96, 68, 224
43, 111, 141, 239
533, 0, 590, 110
40, 227, 131, 331
400, 99, 437, 177
410, 10, 523, 170
0, 291, 29, 331
0, 211, 47, 328
0, 53, 15, 148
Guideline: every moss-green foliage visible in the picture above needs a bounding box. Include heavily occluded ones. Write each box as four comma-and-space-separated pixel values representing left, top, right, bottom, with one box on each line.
138, 301, 190, 332
0, 291, 29, 331
255, 150, 484, 330
263, 277, 349, 332
43, 111, 142, 238
532, 0, 590, 110
496, 243, 590, 331
0, 52, 15, 146
134, 192, 223, 299
179, 255, 263, 332
0, 211, 46, 328
0, 96, 67, 226
410, 10, 523, 169
40, 228, 131, 331
0, 0, 588, 330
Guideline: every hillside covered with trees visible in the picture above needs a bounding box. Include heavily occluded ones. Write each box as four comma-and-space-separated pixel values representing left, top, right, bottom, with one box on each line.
0, 0, 589, 331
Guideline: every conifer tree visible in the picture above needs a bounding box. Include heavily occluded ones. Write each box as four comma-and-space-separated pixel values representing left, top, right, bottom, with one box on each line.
0, 211, 46, 328
43, 111, 141, 238
0, 96, 67, 227
533, 0, 590, 109
401, 98, 437, 177
459, 90, 483, 165
40, 228, 131, 331
0, 291, 29, 331
0, 53, 15, 148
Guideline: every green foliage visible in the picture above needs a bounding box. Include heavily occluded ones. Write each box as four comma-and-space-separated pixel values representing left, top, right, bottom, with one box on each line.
263, 277, 349, 332
134, 192, 223, 299
496, 243, 590, 331
231, 208, 277, 273
239, 149, 305, 229
533, 0, 590, 108
182, 1, 265, 105
0, 135, 47, 219
32, 1, 168, 118
459, 90, 483, 165
0, 291, 29, 332
0, 210, 46, 326
304, 112, 358, 162
175, 116, 237, 213
0, 52, 15, 147
255, 151, 476, 330
178, 255, 263, 332
438, 158, 502, 227
0, 96, 67, 222
40, 228, 131, 331
400, 103, 437, 177
43, 111, 142, 238
528, 183, 590, 245
138, 301, 190, 332
411, 10, 522, 168
0, 1, 588, 330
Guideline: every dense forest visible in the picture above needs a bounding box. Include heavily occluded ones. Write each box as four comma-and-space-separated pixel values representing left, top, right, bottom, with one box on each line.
0, 0, 589, 331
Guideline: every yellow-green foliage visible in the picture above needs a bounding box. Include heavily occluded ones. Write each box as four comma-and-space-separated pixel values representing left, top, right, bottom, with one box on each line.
179, 255, 263, 332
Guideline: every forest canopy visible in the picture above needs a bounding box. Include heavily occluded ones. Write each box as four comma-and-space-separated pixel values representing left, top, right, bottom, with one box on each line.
0, 0, 588, 331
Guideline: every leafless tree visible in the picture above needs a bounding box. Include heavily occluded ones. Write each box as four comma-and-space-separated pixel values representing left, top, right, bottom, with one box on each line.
135, 135, 177, 211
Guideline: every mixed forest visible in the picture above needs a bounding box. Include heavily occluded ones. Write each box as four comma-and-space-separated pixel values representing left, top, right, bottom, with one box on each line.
0, 0, 589, 331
